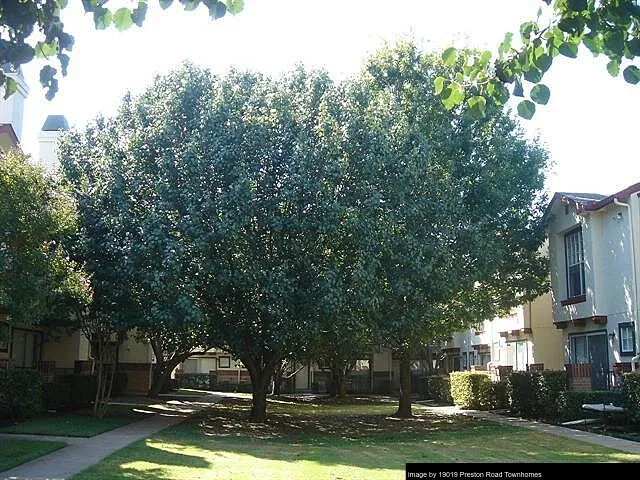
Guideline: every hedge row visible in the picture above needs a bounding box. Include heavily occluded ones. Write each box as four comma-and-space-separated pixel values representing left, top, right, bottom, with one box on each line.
0, 369, 43, 420
428, 370, 640, 424
622, 372, 640, 423
508, 371, 567, 420
425, 376, 453, 405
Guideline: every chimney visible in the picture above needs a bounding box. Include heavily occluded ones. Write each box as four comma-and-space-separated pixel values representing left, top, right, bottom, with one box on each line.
38, 115, 69, 170
0, 66, 29, 143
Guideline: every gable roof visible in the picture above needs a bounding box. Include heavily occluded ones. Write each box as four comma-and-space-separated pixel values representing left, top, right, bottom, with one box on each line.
544, 182, 640, 221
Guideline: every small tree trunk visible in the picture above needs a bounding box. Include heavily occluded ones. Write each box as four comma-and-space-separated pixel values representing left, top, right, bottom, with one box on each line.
148, 357, 185, 398
394, 356, 412, 418
338, 372, 347, 398
148, 366, 172, 398
251, 379, 268, 422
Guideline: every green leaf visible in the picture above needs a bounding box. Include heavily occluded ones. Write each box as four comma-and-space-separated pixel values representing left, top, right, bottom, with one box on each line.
558, 42, 578, 58
523, 67, 542, 83
434, 76, 445, 95
530, 84, 550, 105
3, 77, 17, 100
56, 0, 69, 8
182, 0, 200, 11
209, 1, 227, 19
11, 43, 35, 64
441, 81, 464, 110
159, 0, 173, 9
93, 8, 113, 30
628, 38, 640, 57
35, 41, 58, 58
498, 32, 513, 57
623, 65, 640, 84
113, 8, 133, 31
467, 96, 487, 118
517, 100, 536, 120
132, 3, 148, 27
487, 80, 509, 105
226, 0, 244, 15
442, 47, 457, 66
513, 79, 524, 97
567, 0, 587, 11
582, 34, 602, 55
607, 59, 620, 77
479, 50, 492, 65
519, 21, 537, 41
604, 30, 625, 56
534, 53, 552, 72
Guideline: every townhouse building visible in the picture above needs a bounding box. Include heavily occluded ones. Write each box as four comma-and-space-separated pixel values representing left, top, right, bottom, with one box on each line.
546, 186, 640, 390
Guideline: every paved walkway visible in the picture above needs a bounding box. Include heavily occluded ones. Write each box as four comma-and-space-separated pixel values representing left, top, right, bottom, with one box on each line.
1, 393, 225, 480
416, 402, 640, 454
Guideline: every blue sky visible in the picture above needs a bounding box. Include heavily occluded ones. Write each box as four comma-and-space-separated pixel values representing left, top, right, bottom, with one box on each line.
19, 0, 640, 197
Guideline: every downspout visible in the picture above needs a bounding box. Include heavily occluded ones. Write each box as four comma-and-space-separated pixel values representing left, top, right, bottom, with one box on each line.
613, 198, 640, 371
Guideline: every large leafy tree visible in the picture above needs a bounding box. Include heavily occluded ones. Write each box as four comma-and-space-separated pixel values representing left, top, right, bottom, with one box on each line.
59, 65, 219, 398
194, 67, 347, 422
0, 0, 243, 99
0, 150, 80, 328
440, 0, 640, 118
342, 42, 550, 417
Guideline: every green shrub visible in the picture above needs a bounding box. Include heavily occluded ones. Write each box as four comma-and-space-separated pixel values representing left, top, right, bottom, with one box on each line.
216, 380, 235, 392
175, 373, 211, 390
57, 374, 97, 408
0, 369, 43, 420
43, 382, 72, 411
489, 380, 509, 410
508, 370, 566, 420
426, 376, 453, 405
622, 372, 640, 423
450, 372, 492, 410
237, 382, 253, 393
559, 390, 626, 423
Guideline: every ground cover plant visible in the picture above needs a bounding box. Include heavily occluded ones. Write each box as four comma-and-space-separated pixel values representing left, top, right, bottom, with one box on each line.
0, 404, 153, 437
0, 439, 65, 472
72, 397, 640, 480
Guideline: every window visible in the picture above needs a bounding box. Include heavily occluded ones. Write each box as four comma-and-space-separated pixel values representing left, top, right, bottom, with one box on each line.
218, 356, 231, 368
571, 335, 589, 363
479, 352, 491, 366
565, 228, 585, 298
619, 322, 636, 356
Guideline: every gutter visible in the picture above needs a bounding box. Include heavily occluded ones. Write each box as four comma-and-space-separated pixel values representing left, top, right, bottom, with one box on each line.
613, 198, 640, 371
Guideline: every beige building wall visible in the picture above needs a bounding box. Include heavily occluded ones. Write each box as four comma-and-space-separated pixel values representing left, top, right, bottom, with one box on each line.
41, 331, 86, 370
118, 338, 152, 364
525, 293, 564, 370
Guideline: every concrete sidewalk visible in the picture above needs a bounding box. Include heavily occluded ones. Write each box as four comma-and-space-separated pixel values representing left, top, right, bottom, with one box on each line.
1, 394, 224, 480
417, 403, 640, 454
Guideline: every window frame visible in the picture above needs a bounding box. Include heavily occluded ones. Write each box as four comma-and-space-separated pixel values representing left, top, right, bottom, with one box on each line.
618, 322, 636, 356
564, 227, 586, 299
218, 356, 231, 368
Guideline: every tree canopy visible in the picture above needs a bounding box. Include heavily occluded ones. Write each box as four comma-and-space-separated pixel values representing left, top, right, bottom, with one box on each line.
58, 40, 549, 421
0, 150, 81, 327
0, 0, 243, 99
439, 0, 640, 119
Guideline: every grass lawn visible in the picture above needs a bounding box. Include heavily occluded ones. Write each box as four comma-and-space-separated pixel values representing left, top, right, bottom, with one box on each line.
0, 404, 154, 437
71, 397, 640, 480
0, 439, 65, 472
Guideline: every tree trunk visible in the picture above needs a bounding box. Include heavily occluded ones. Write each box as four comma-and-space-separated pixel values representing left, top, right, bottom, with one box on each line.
148, 356, 186, 398
394, 356, 412, 418
251, 379, 269, 423
339, 373, 347, 398
148, 364, 172, 398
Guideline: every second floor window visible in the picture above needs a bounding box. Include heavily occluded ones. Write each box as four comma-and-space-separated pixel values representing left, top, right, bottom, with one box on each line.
565, 228, 585, 298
